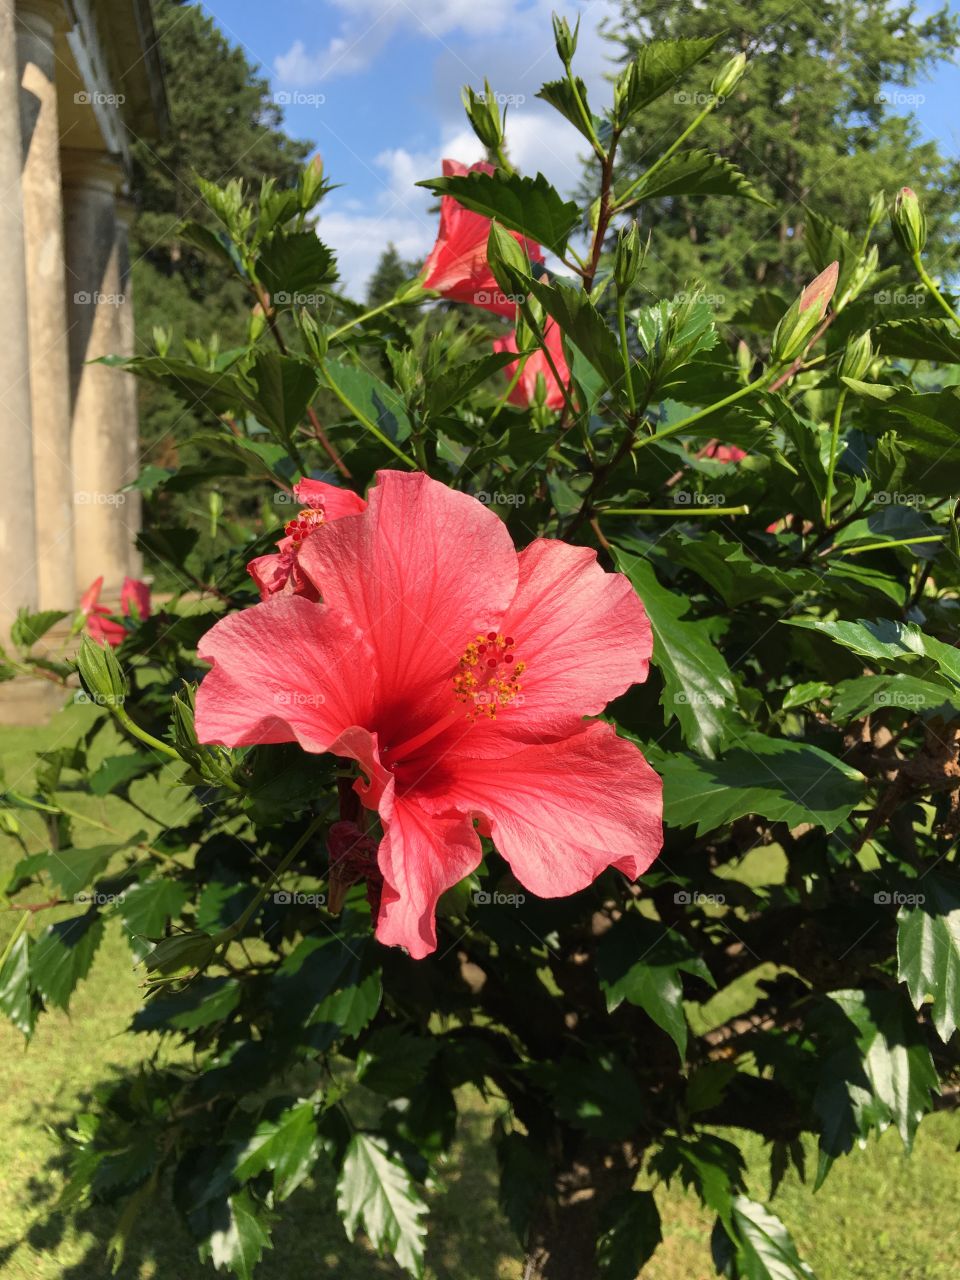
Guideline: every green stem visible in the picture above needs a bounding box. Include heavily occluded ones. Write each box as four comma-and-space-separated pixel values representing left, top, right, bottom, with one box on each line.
488, 358, 527, 426
112, 706, 181, 762
214, 811, 328, 947
494, 144, 515, 175
598, 505, 750, 517
615, 99, 717, 211
633, 374, 773, 453
323, 369, 418, 468
912, 253, 960, 329
328, 295, 403, 342
566, 65, 605, 163
824, 387, 847, 526
616, 293, 636, 412
833, 534, 944, 557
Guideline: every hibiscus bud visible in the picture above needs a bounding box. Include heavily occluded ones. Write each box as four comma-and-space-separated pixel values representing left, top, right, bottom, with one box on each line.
76, 633, 127, 704
152, 325, 171, 357
249, 301, 267, 342
613, 221, 646, 293
868, 190, 886, 228
462, 80, 503, 152
771, 261, 839, 362
710, 51, 747, 99
144, 930, 217, 978
486, 219, 531, 295
736, 339, 754, 384
552, 13, 580, 64
891, 186, 926, 257
298, 152, 328, 211
839, 330, 873, 381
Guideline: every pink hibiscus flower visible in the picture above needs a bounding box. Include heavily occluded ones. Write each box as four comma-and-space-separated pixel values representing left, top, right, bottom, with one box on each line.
195, 471, 663, 958
423, 159, 545, 318
702, 440, 747, 464
493, 316, 572, 411
247, 478, 367, 600
80, 576, 151, 647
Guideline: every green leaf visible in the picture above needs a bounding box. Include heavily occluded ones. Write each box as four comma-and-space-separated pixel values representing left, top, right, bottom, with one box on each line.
786, 617, 960, 690
258, 230, 336, 297
495, 1129, 552, 1244
597, 1190, 662, 1279
247, 352, 317, 440
649, 1133, 745, 1224
522, 275, 623, 385
200, 1188, 273, 1280
43, 844, 119, 899
88, 752, 157, 796
323, 357, 412, 445
417, 169, 579, 255
629, 148, 770, 206
651, 734, 866, 836
831, 673, 960, 721
618, 36, 720, 117
133, 976, 240, 1032
812, 989, 938, 1185
233, 1101, 319, 1200
713, 1196, 817, 1279
11, 608, 68, 649
665, 533, 813, 608
897, 874, 960, 1042
356, 1026, 439, 1095
782, 681, 833, 710
178, 219, 239, 267
536, 77, 596, 140
612, 545, 739, 757
32, 912, 105, 1010
426, 351, 517, 416
873, 317, 960, 364
0, 932, 39, 1037
337, 1133, 428, 1278
597, 915, 714, 1059
120, 878, 190, 959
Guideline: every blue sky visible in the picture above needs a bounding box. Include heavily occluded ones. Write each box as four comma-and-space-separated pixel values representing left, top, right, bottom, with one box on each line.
200, 0, 959, 296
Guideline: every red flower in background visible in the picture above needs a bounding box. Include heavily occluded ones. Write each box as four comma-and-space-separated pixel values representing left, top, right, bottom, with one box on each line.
80, 576, 151, 647
702, 441, 747, 464
493, 316, 571, 411
247, 478, 367, 600
195, 471, 663, 959
423, 159, 545, 318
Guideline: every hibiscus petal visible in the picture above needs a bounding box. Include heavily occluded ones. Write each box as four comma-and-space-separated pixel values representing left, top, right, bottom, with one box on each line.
297, 471, 519, 714
293, 478, 367, 519
120, 577, 151, 621
195, 596, 376, 750
374, 784, 481, 959
495, 539, 653, 739
417, 722, 663, 897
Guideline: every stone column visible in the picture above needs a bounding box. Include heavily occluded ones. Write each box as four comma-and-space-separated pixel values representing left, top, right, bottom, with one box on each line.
62, 149, 141, 594
0, 0, 39, 630
17, 0, 75, 609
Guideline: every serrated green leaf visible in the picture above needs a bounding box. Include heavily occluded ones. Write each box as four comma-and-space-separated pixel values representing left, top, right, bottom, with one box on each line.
0, 932, 38, 1037
32, 912, 104, 1010
201, 1188, 273, 1280
11, 608, 69, 649
426, 351, 517, 416
629, 148, 771, 206
897, 874, 960, 1042
337, 1133, 428, 1278
258, 231, 336, 298
618, 36, 720, 117
247, 352, 317, 440
651, 734, 866, 836
536, 76, 596, 140
43, 844, 119, 899
597, 1189, 662, 1279
873, 317, 960, 364
715, 1196, 817, 1279
120, 878, 190, 959
612, 545, 739, 757
233, 1101, 319, 1200
417, 169, 579, 255
323, 357, 412, 447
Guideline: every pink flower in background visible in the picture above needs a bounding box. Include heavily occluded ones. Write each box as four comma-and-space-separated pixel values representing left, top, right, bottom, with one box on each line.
196, 471, 663, 958
493, 316, 571, 411
247, 478, 367, 600
702, 440, 747, 464
80, 576, 151, 647
423, 159, 545, 318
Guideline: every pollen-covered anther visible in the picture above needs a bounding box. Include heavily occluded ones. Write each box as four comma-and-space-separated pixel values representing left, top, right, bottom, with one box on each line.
284, 506, 326, 544
453, 632, 526, 719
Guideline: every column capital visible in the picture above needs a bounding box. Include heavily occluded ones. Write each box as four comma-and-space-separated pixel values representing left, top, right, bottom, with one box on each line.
60, 147, 125, 195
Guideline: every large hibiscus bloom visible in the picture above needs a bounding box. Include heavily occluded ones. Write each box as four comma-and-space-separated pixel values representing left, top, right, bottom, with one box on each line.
80, 575, 151, 647
423, 159, 545, 318
195, 471, 663, 958
493, 316, 571, 411
247, 478, 367, 600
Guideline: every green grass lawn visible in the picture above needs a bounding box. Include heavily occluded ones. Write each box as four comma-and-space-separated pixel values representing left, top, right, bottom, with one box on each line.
2, 702, 958, 1278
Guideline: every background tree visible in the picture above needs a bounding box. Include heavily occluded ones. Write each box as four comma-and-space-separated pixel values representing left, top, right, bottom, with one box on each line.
131, 0, 311, 466
609, 0, 960, 309
366, 242, 422, 305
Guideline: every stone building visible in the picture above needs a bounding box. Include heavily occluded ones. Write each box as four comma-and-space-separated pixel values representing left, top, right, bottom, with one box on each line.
0, 0, 166, 639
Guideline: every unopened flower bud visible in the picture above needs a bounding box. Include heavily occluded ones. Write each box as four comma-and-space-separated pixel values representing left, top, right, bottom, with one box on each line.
839, 330, 873, 381
711, 52, 747, 99
552, 13, 580, 64
867, 190, 886, 227
613, 222, 646, 292
462, 80, 503, 151
891, 186, 927, 256
771, 262, 839, 362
